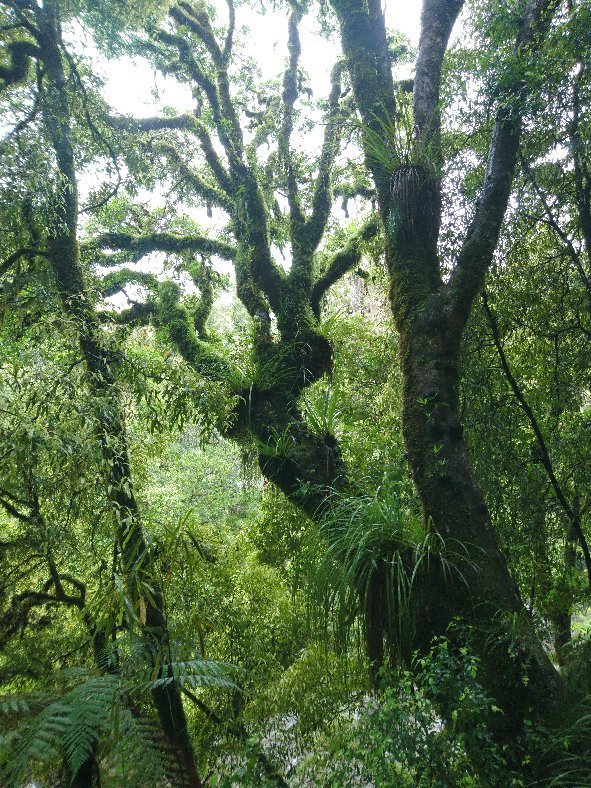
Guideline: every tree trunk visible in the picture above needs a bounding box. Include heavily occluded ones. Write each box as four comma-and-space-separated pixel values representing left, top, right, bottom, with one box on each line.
330, 0, 568, 755
35, 3, 201, 783
398, 311, 564, 739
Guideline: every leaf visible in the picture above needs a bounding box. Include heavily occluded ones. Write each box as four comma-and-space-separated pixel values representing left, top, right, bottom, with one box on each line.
139, 596, 147, 627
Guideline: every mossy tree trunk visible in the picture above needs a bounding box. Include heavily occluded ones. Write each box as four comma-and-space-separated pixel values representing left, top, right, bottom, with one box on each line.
331, 0, 568, 743
28, 2, 201, 783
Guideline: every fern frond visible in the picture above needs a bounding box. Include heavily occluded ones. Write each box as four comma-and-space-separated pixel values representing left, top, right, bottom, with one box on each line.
61, 676, 117, 780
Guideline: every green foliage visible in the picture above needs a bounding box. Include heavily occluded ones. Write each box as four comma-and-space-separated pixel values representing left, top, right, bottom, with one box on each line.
296, 639, 508, 787
2, 0, 591, 784
359, 94, 418, 174
1, 676, 119, 786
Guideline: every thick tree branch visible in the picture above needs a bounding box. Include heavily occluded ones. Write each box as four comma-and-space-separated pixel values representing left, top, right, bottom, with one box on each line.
0, 496, 30, 522
330, 0, 396, 206
157, 280, 233, 382
311, 217, 379, 317
223, 0, 235, 63
166, 4, 244, 167
0, 246, 42, 277
0, 38, 39, 88
414, 0, 463, 165
100, 268, 159, 298
111, 112, 233, 196
99, 301, 157, 326
112, 113, 199, 133
85, 232, 236, 263
448, 0, 559, 336
193, 122, 234, 195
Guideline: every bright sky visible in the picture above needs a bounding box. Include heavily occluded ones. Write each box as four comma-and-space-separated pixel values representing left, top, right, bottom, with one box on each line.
95, 1, 423, 305
103, 1, 422, 117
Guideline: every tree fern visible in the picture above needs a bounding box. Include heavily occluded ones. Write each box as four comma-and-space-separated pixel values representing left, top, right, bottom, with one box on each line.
0, 674, 176, 786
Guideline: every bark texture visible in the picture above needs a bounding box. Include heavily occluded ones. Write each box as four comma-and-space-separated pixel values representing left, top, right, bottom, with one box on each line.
32, 2, 201, 783
331, 0, 567, 747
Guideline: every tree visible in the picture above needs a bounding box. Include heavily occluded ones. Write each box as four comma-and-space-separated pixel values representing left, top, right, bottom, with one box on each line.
1, 0, 201, 781
329, 0, 574, 743
2, 0, 591, 782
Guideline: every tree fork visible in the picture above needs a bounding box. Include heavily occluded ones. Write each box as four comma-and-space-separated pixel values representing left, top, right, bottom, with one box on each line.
331, 0, 569, 754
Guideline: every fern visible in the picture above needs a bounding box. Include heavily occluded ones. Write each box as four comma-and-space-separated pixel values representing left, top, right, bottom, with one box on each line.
0, 674, 178, 787
2, 698, 70, 785
61, 677, 117, 780
0, 697, 30, 717
106, 705, 176, 787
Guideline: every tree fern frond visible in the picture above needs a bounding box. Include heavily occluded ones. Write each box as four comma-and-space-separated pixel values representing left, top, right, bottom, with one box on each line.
61, 676, 118, 780
0, 673, 184, 787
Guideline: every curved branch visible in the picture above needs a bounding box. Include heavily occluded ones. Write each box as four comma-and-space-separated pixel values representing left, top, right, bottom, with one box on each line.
0, 39, 39, 88
99, 301, 157, 326
157, 280, 233, 382
0, 246, 43, 277
311, 217, 379, 317
100, 268, 159, 298
448, 0, 559, 336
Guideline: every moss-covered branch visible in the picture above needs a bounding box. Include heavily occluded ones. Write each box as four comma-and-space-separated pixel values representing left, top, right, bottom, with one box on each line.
187, 261, 216, 338
156, 29, 223, 123
98, 301, 156, 326
157, 280, 232, 382
86, 232, 236, 263
302, 61, 344, 254
311, 217, 379, 316
0, 39, 39, 88
172, 3, 244, 157
111, 113, 200, 133
110, 111, 234, 196
100, 268, 159, 298
223, 0, 235, 62
193, 121, 234, 195
279, 6, 305, 234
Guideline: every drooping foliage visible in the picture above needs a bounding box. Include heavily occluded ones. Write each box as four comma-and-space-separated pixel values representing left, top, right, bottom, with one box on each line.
1, 0, 591, 784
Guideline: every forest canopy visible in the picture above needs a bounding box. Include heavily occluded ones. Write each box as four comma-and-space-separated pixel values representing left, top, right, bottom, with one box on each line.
1, 0, 591, 784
